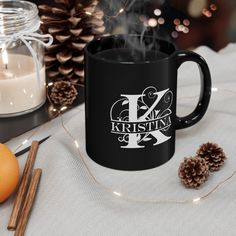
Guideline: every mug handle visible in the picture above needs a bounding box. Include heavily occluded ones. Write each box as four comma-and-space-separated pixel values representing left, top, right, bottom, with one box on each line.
175, 50, 212, 129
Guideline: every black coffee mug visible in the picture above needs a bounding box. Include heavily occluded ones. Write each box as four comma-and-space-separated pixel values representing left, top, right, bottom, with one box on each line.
84, 35, 211, 171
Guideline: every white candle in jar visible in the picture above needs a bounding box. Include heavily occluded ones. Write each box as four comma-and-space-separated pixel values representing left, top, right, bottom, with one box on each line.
0, 53, 46, 116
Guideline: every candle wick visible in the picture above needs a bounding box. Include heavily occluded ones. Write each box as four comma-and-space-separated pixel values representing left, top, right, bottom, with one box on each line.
5, 64, 8, 70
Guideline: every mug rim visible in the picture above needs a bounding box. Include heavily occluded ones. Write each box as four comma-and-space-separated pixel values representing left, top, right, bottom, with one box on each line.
84, 34, 177, 65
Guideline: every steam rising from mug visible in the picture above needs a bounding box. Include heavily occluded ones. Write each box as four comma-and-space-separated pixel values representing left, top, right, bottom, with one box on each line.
101, 0, 165, 61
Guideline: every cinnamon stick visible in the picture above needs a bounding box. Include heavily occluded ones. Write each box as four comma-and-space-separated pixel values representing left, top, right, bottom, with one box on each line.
15, 169, 42, 236
8, 141, 39, 231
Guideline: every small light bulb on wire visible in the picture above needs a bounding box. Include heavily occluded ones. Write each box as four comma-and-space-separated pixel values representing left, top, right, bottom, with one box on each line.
22, 139, 28, 145
119, 8, 124, 14
193, 197, 201, 203
74, 140, 79, 148
113, 191, 122, 197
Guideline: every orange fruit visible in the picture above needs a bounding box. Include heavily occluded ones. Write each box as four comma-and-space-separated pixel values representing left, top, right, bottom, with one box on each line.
0, 143, 20, 203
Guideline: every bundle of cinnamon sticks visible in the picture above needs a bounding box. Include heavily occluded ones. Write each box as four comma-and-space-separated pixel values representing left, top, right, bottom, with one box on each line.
8, 141, 42, 236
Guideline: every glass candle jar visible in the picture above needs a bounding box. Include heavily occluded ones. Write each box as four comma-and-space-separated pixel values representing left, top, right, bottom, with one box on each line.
0, 0, 52, 117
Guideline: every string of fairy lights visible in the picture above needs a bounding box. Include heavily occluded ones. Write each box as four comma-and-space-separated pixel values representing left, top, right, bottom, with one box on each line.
13, 87, 236, 204
12, 0, 234, 204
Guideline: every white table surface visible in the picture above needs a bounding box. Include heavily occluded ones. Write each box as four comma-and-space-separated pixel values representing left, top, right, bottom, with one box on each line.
1, 44, 236, 236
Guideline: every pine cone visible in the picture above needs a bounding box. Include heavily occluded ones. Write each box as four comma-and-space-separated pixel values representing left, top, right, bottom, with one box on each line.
50, 81, 78, 106
197, 142, 226, 171
178, 156, 209, 188
39, 0, 105, 84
